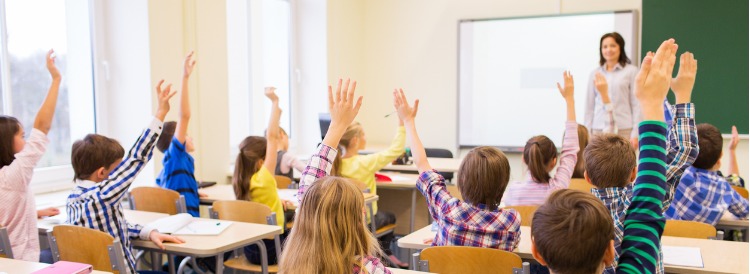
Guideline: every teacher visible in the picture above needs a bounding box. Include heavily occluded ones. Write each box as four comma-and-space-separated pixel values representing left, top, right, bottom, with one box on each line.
584, 32, 640, 143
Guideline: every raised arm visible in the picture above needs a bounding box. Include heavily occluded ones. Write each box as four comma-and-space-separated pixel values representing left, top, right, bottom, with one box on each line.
550, 71, 579, 188
297, 79, 362, 202
175, 51, 196, 143
263, 87, 282, 174
393, 89, 428, 173
728, 125, 740, 176
33, 50, 62, 134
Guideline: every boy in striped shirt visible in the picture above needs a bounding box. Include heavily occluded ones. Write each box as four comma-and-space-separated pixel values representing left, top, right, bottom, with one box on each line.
66, 81, 184, 273
530, 38, 678, 274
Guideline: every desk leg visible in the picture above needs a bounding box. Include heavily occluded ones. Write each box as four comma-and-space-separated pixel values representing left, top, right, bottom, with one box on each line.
216, 254, 224, 274
410, 189, 417, 233
167, 255, 175, 274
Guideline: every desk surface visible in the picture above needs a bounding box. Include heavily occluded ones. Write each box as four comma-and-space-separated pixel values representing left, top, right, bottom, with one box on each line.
200, 184, 378, 205
376, 172, 420, 189
381, 158, 462, 173
0, 258, 112, 274
399, 225, 748, 274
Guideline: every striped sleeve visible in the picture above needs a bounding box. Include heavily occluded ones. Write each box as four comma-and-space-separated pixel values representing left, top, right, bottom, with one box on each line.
617, 121, 668, 274
297, 144, 337, 204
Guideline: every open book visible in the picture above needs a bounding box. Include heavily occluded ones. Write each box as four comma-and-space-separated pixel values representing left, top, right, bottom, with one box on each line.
148, 213, 233, 236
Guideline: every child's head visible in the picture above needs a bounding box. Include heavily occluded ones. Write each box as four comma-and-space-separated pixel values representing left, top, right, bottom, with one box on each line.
584, 133, 636, 188
572, 124, 589, 178
0, 116, 23, 168
340, 122, 365, 151
523, 135, 557, 183
279, 176, 381, 273
531, 189, 616, 274
457, 146, 510, 209
71, 134, 126, 182
693, 123, 723, 170
232, 136, 267, 200
156, 121, 194, 153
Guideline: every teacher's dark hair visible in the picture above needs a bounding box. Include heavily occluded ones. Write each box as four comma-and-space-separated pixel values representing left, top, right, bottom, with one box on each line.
599, 32, 631, 67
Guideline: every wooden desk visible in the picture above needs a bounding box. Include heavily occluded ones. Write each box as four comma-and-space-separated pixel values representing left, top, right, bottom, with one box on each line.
399, 225, 749, 274
200, 184, 379, 205
381, 158, 463, 173
0, 258, 112, 274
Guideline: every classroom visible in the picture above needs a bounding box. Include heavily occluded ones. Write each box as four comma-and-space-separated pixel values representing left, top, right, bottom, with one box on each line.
0, 0, 748, 273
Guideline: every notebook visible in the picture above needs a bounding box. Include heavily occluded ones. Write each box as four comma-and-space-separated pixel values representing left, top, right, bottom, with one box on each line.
662, 246, 703, 268
148, 213, 233, 236
32, 261, 93, 274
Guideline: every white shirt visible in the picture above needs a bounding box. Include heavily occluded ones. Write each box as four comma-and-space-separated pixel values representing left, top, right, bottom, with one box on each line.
584, 63, 641, 138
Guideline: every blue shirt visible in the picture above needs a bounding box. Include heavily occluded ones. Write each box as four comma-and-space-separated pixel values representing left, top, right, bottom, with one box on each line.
156, 137, 200, 217
666, 166, 749, 225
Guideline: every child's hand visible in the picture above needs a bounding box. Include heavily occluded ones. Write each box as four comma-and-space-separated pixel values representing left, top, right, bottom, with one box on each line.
670, 52, 697, 104
634, 39, 678, 120
281, 200, 295, 211
46, 49, 61, 80
594, 73, 610, 103
729, 125, 739, 152
422, 237, 433, 245
328, 78, 363, 128
37, 207, 60, 219
556, 71, 574, 101
155, 80, 177, 121
393, 88, 419, 123
148, 231, 185, 250
183, 51, 197, 78
265, 87, 279, 103
198, 191, 208, 198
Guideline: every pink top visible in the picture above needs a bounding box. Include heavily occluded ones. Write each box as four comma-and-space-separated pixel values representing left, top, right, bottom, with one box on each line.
0, 128, 49, 261
503, 121, 579, 206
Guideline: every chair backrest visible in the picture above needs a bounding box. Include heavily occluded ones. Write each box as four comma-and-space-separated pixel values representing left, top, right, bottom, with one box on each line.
418, 246, 522, 274
569, 178, 595, 193
0, 226, 13, 258
663, 220, 717, 239
731, 185, 749, 199
210, 200, 277, 240
504, 205, 538, 227
425, 148, 454, 181
129, 186, 185, 215
274, 175, 293, 189
49, 225, 126, 274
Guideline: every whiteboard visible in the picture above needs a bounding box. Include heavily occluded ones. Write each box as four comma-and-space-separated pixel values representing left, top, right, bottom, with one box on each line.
458, 11, 638, 150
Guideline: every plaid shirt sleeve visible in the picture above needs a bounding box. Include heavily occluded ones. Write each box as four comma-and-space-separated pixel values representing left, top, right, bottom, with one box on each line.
416, 170, 453, 219
354, 256, 392, 274
663, 103, 698, 210
724, 183, 750, 219
297, 144, 337, 204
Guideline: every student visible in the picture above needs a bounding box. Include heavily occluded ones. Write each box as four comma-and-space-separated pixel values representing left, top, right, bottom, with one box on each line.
279, 79, 391, 274
572, 124, 589, 179
332, 106, 406, 266
66, 80, 184, 273
232, 87, 293, 265
586, 45, 697, 274
665, 124, 749, 225
274, 128, 306, 180
0, 50, 60, 262
394, 88, 520, 251
504, 71, 579, 206
155, 52, 204, 217
530, 38, 677, 274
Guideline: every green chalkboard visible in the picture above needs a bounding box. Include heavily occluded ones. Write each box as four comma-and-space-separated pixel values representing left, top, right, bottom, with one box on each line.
642, 0, 748, 134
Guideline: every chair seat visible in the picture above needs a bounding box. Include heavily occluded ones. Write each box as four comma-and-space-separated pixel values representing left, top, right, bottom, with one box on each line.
224, 256, 279, 273
375, 224, 396, 237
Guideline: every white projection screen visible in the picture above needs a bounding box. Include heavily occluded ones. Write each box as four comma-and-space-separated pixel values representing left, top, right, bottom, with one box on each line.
458, 11, 638, 151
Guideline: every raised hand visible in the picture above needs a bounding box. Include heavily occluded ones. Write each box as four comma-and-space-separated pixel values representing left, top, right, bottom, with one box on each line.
594, 72, 610, 103
155, 80, 177, 121
322, 78, 363, 148
635, 39, 678, 121
183, 51, 197, 78
670, 52, 697, 104
46, 49, 61, 80
557, 71, 575, 100
265, 87, 279, 103
393, 88, 419, 123
149, 231, 185, 249
729, 125, 739, 152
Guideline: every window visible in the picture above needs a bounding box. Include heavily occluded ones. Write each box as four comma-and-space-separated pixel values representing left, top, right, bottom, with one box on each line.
227, 0, 292, 157
0, 0, 96, 191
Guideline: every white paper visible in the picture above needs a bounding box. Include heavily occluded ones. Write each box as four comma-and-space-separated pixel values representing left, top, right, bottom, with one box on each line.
277, 189, 300, 207
662, 246, 703, 268
172, 220, 233, 236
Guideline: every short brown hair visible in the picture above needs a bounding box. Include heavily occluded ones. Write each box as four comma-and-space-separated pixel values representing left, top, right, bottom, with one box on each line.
71, 134, 125, 180
572, 124, 589, 179
0, 116, 20, 168
584, 134, 636, 188
532, 189, 614, 274
156, 121, 177, 152
523, 135, 557, 183
457, 146, 510, 209
693, 123, 722, 169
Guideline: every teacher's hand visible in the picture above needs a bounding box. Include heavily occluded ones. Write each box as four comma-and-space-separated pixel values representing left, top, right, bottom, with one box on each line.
594, 73, 611, 103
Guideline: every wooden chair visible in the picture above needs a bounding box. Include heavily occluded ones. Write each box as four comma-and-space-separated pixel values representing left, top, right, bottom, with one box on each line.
210, 200, 281, 274
731, 185, 749, 199
0, 226, 13, 258
47, 225, 127, 274
414, 246, 528, 274
569, 178, 595, 193
445, 183, 463, 201
274, 175, 293, 189
129, 186, 186, 215
664, 220, 718, 239
504, 205, 538, 227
